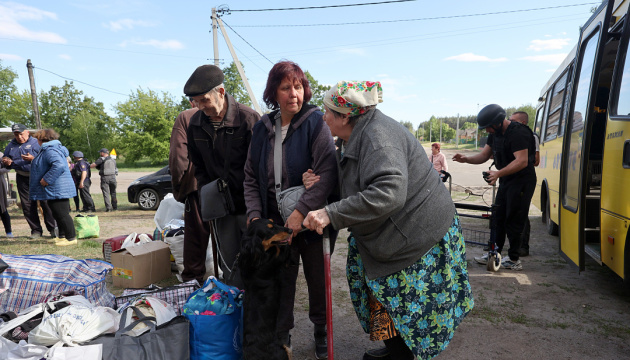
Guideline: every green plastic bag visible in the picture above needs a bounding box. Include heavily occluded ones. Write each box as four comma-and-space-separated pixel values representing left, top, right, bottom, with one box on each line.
74, 214, 100, 239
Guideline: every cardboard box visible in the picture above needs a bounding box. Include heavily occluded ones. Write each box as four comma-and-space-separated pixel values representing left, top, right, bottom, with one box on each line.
111, 241, 171, 288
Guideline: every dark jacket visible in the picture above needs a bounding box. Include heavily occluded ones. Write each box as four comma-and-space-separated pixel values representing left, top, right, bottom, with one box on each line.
3, 136, 40, 176
243, 104, 338, 221
187, 94, 260, 214
325, 108, 456, 279
170, 108, 199, 203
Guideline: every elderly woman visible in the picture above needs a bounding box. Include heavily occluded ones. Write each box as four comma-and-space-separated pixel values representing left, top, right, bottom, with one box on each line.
429, 142, 449, 182
30, 129, 77, 246
243, 61, 338, 358
303, 81, 473, 360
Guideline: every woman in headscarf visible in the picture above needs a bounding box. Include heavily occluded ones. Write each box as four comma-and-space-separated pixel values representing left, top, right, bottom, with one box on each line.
243, 60, 338, 359
303, 81, 473, 360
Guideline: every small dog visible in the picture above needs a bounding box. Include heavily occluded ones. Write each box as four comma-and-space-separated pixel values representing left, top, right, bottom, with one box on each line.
239, 218, 293, 360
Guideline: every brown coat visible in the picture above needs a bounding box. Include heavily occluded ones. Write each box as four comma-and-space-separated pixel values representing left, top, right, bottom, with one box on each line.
169, 108, 199, 203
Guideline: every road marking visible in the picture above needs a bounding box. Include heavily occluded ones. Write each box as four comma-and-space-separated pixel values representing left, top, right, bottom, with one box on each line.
469, 272, 532, 285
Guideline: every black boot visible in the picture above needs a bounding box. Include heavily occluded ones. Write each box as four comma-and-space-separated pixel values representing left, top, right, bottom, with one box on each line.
363, 346, 391, 360
384, 336, 414, 360
314, 324, 327, 359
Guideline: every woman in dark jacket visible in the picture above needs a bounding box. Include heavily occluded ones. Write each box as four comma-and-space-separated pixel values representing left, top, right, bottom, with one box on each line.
243, 61, 338, 359
304, 81, 473, 360
30, 129, 77, 246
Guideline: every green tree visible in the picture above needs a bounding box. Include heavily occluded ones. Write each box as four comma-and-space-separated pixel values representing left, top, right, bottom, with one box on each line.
305, 71, 330, 110
114, 88, 180, 164
399, 120, 414, 133
222, 61, 252, 107
0, 61, 28, 127
506, 104, 536, 128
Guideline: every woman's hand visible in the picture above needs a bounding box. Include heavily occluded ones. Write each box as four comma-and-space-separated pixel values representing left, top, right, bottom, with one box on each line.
285, 210, 305, 236
40, 178, 49, 187
302, 169, 320, 189
303, 208, 330, 235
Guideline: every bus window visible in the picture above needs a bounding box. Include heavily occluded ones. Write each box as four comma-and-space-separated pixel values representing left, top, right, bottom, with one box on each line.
564, 30, 600, 210
545, 71, 569, 141
534, 106, 544, 135
617, 52, 630, 116
558, 66, 574, 137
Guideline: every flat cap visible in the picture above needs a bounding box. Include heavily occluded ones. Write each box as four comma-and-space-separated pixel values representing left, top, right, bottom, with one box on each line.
99, 148, 109, 154
73, 151, 84, 158
184, 65, 224, 97
11, 123, 27, 133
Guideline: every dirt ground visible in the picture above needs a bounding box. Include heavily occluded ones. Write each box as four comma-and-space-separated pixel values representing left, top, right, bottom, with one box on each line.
4, 146, 630, 360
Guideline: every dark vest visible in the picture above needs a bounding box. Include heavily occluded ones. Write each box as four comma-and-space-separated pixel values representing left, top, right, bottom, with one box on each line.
249, 106, 324, 218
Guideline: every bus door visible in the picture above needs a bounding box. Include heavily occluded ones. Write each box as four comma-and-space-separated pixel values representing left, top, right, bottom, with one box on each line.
559, 3, 614, 270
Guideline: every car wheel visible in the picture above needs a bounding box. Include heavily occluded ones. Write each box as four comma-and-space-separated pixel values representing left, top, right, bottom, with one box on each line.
138, 188, 160, 210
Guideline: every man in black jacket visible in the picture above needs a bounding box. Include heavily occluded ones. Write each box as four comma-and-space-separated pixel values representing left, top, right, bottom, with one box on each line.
184, 65, 260, 287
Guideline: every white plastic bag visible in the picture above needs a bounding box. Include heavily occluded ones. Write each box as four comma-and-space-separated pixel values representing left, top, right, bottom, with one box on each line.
28, 305, 120, 347
0, 337, 103, 360
164, 232, 222, 282
153, 193, 185, 231
119, 296, 177, 336
120, 233, 152, 250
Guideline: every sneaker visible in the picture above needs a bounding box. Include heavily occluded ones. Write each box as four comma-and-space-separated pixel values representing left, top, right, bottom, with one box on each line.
314, 325, 327, 359
30, 232, 42, 239
519, 248, 530, 257
55, 239, 78, 246
5, 232, 13, 238
363, 346, 391, 360
48, 237, 62, 244
474, 253, 489, 265
501, 257, 522, 270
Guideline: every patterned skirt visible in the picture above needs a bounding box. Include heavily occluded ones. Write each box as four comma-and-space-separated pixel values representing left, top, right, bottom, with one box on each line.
347, 215, 474, 360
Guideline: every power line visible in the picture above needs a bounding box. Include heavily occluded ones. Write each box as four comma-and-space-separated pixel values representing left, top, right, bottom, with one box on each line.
217, 29, 268, 73
221, 20, 274, 65
226, 0, 415, 12
34, 67, 129, 97
230, 3, 599, 27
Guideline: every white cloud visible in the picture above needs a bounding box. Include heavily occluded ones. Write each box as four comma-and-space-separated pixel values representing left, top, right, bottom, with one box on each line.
444, 53, 507, 62
0, 2, 66, 43
521, 54, 567, 66
528, 38, 571, 51
104, 18, 156, 32
58, 54, 72, 60
0, 53, 22, 61
119, 39, 185, 50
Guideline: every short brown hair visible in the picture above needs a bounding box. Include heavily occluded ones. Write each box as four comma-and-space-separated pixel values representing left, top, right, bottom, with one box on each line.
263, 61, 312, 110
32, 128, 59, 143
431, 142, 441, 150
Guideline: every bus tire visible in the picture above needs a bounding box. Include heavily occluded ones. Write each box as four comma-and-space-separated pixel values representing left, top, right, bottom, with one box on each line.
545, 196, 559, 236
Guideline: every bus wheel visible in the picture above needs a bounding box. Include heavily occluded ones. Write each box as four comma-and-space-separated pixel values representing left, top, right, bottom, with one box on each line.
545, 196, 559, 236
487, 253, 501, 272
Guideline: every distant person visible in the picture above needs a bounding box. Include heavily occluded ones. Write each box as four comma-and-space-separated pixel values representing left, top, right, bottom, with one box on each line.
0, 152, 12, 238
68, 156, 80, 211
2, 124, 57, 238
453, 104, 536, 270
169, 104, 211, 285
184, 64, 260, 287
72, 151, 95, 213
428, 142, 450, 182
30, 129, 77, 246
509, 111, 538, 257
91, 148, 117, 212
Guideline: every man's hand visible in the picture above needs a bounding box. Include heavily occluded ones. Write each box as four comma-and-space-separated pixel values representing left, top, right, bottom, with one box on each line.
484, 170, 498, 185
302, 169, 320, 190
79, 182, 84, 189
2, 157, 12, 166
40, 178, 49, 187
303, 208, 330, 235
285, 210, 305, 237
452, 153, 467, 163
21, 153, 34, 162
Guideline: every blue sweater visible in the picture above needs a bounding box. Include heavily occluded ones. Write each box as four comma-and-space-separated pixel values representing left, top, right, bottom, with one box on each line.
29, 140, 77, 200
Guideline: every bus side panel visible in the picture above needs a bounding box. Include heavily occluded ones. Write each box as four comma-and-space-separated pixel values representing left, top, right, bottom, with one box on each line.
537, 137, 564, 223
600, 120, 630, 278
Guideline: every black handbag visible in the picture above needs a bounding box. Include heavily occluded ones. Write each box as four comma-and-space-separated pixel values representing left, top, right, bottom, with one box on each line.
200, 129, 235, 222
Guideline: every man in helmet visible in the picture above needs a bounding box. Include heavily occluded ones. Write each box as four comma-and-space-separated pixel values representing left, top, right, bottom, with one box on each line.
452, 104, 536, 270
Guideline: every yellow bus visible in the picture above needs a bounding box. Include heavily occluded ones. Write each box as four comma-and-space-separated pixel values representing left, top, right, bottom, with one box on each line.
532, 0, 630, 281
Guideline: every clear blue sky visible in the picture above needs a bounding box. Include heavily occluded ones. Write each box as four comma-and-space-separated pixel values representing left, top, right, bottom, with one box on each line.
0, 0, 600, 128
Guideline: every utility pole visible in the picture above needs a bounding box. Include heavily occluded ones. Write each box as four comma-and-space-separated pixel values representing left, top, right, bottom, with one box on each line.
213, 9, 262, 115
211, 9, 220, 67
439, 118, 442, 144
26, 59, 42, 129
456, 113, 460, 149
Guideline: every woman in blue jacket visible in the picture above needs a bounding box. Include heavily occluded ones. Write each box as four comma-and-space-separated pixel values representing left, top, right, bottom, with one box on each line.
30, 129, 77, 246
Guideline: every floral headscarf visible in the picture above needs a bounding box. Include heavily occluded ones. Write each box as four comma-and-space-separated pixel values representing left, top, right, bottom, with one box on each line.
323, 81, 383, 117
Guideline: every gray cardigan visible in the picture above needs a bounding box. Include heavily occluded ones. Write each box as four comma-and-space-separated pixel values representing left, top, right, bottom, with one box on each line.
325, 108, 456, 279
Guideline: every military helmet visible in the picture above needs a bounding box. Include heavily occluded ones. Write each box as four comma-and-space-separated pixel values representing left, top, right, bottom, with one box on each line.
477, 104, 506, 130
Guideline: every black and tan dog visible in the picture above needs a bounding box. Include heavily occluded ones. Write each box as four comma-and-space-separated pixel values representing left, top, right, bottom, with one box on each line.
239, 218, 293, 360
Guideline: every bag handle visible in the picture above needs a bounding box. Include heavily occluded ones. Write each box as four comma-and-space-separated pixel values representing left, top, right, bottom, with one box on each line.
116, 306, 157, 338
199, 276, 238, 309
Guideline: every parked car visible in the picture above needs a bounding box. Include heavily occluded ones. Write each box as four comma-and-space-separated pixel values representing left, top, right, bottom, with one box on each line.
127, 166, 172, 210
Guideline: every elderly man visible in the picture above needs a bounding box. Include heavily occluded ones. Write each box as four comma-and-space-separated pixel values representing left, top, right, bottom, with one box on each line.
91, 148, 117, 212
2, 124, 56, 238
72, 151, 95, 212
185, 65, 260, 287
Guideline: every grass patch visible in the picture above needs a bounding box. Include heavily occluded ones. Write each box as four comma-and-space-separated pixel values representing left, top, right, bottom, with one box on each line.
549, 321, 570, 329
508, 313, 528, 324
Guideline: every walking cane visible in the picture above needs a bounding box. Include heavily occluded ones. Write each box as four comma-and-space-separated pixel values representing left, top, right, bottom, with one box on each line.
323, 227, 334, 360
